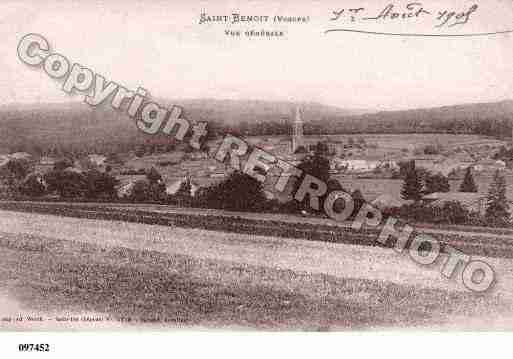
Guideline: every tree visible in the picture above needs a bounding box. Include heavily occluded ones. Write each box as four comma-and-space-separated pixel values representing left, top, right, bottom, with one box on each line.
485, 170, 510, 225
6, 159, 30, 181
198, 171, 268, 212
173, 178, 193, 206
292, 144, 331, 210
424, 172, 450, 195
459, 167, 478, 193
401, 162, 423, 202
146, 167, 163, 184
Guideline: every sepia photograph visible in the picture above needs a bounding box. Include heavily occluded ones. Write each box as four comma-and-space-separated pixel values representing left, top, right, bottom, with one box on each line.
1, 0, 513, 355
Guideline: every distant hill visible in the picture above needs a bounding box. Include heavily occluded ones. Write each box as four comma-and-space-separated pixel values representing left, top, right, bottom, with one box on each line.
306, 100, 513, 135
0, 99, 366, 153
0, 98, 512, 154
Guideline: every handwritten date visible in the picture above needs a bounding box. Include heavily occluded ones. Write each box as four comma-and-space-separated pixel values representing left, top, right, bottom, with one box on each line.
330, 2, 478, 28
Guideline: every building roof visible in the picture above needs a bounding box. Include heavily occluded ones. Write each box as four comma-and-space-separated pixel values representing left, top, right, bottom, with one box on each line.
423, 192, 487, 212
372, 194, 411, 209
423, 192, 485, 201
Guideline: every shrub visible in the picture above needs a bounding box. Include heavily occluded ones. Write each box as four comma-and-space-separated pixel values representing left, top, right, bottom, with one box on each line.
398, 201, 470, 225
128, 180, 150, 202
438, 201, 469, 225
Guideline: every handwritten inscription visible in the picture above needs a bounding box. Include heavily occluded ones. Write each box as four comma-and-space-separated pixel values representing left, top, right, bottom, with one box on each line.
330, 2, 478, 28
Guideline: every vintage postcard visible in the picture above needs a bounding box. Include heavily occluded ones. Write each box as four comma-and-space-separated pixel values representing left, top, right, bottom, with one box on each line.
1, 0, 513, 343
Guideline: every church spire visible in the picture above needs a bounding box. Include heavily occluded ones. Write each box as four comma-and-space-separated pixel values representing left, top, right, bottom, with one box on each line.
291, 106, 304, 153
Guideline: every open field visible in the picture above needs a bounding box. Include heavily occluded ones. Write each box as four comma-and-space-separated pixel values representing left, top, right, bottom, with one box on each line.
3, 200, 513, 259
337, 175, 513, 202
1, 209, 513, 330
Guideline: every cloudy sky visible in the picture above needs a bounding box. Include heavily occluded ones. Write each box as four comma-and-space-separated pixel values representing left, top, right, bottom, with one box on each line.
1, 0, 513, 110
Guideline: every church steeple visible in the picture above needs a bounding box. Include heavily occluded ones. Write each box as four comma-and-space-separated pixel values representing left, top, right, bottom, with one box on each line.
291, 106, 304, 153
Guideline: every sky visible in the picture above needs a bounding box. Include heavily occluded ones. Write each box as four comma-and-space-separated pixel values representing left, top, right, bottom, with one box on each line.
1, 0, 513, 111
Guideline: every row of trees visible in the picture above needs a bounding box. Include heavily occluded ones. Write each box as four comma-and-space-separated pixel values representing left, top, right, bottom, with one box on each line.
400, 161, 478, 202
400, 160, 510, 226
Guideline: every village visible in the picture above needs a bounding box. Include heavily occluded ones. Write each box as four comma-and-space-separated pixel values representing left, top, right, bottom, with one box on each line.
0, 106, 512, 222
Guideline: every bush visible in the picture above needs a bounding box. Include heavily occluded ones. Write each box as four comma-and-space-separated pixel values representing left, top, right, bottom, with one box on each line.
84, 170, 119, 200
44, 170, 87, 198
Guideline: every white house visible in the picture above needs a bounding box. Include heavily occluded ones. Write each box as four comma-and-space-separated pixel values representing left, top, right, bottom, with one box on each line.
334, 159, 396, 173
334, 159, 376, 172
165, 177, 200, 196
473, 159, 506, 172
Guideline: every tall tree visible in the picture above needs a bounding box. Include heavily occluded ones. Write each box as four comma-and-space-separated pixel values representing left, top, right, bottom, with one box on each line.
401, 162, 423, 202
293, 143, 331, 212
459, 167, 478, 193
485, 170, 510, 224
146, 167, 166, 201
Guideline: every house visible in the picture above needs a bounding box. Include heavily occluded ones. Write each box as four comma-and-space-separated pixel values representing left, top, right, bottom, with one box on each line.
473, 159, 506, 172
10, 152, 32, 161
116, 174, 147, 198
0, 155, 9, 167
88, 154, 108, 169
34, 156, 56, 173
165, 177, 200, 196
372, 194, 411, 210
335, 159, 379, 172
333, 156, 399, 173
210, 173, 226, 178
117, 181, 136, 198
432, 158, 470, 176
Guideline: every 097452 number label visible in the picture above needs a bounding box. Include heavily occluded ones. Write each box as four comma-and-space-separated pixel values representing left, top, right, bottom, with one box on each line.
18, 344, 50, 352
